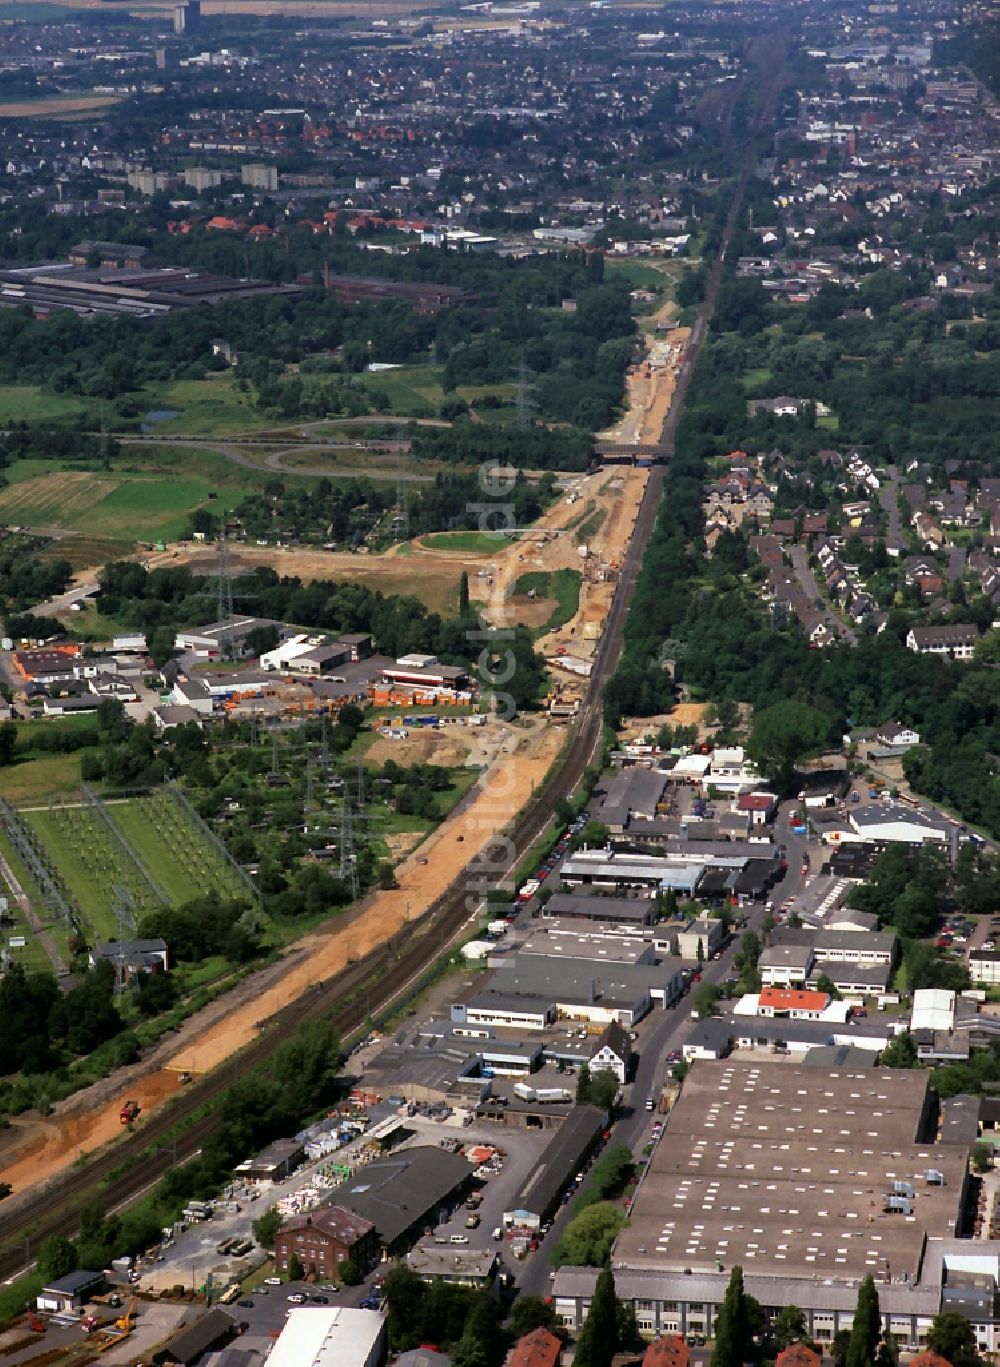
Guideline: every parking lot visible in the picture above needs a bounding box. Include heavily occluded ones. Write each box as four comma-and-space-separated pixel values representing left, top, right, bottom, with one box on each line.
135, 1109, 550, 1299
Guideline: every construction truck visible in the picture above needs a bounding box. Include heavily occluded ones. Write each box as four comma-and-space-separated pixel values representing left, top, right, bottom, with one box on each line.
120, 1099, 140, 1126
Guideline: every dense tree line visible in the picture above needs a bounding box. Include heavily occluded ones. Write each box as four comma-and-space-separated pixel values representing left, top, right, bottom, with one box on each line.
0, 551, 73, 613
219, 469, 555, 547
411, 421, 594, 472
0, 960, 125, 1080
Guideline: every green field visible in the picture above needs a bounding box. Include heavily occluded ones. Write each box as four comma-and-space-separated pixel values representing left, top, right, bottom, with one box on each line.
420, 529, 520, 553
110, 791, 244, 906
741, 367, 773, 391
138, 374, 273, 436
512, 568, 581, 636
0, 462, 249, 545
0, 753, 85, 803
14, 791, 244, 944
0, 384, 88, 422
605, 260, 673, 290
356, 365, 516, 418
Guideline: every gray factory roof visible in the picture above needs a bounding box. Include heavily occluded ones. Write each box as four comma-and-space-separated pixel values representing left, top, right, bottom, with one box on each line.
331, 1145, 471, 1247
542, 893, 658, 925
507, 1105, 606, 1221
772, 926, 899, 957
614, 1060, 968, 1284
491, 954, 682, 1004
596, 767, 668, 827
553, 1266, 943, 1317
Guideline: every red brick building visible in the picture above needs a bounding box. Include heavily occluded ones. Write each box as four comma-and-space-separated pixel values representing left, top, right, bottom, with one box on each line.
275, 1205, 377, 1279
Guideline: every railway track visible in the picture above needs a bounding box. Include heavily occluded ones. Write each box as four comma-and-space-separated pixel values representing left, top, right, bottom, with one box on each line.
0, 59, 780, 1277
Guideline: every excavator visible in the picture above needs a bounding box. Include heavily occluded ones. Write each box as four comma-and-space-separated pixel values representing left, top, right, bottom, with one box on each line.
94, 1297, 137, 1353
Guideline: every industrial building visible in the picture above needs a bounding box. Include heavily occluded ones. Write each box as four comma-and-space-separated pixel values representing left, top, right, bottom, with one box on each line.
553, 1061, 985, 1351
264, 1307, 386, 1367
503, 1105, 606, 1229
0, 262, 299, 321
329, 1146, 471, 1252
275, 1206, 378, 1280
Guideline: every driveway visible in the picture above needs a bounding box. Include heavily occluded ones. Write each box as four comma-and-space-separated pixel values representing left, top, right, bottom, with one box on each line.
878, 465, 903, 543
787, 544, 857, 646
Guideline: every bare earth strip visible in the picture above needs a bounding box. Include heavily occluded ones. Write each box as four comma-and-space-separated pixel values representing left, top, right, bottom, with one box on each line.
0, 716, 563, 1191
0, 95, 122, 117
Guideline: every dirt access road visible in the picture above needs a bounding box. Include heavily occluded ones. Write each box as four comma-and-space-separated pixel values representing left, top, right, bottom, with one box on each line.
0, 712, 561, 1192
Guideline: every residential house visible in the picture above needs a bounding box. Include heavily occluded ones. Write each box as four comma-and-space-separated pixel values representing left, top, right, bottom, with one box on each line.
757, 987, 831, 1020
587, 1019, 632, 1084
508, 1327, 562, 1367
875, 722, 920, 748
906, 625, 979, 660
644, 1336, 691, 1367
776, 1347, 822, 1367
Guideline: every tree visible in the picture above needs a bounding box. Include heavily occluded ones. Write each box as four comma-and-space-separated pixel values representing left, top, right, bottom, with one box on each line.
453, 1291, 505, 1367
38, 1235, 78, 1282
846, 1275, 882, 1367
573, 1263, 620, 1367
459, 571, 470, 615
773, 1304, 810, 1352
926, 1310, 979, 1367
815, 972, 841, 1000
551, 1204, 627, 1268
287, 1252, 305, 1283
831, 1329, 852, 1364
576, 1063, 592, 1104
339, 1258, 362, 1285
880, 1032, 917, 1069
972, 1143, 992, 1174
694, 982, 722, 1018
589, 1068, 619, 1113
509, 1295, 560, 1340
383, 1265, 427, 1351
748, 700, 832, 791
711, 1266, 753, 1367
0, 721, 16, 767
252, 1206, 282, 1252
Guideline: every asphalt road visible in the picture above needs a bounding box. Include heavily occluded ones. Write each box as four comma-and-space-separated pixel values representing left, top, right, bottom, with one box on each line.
786, 544, 857, 647
512, 908, 766, 1300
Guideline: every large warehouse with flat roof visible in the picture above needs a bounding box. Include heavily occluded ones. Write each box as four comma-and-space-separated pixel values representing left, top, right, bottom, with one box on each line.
553, 1060, 989, 1351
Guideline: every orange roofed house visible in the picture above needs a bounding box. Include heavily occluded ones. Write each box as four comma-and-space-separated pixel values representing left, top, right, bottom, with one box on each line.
507, 1327, 562, 1367
644, 1334, 690, 1367
757, 986, 830, 1020
776, 1345, 821, 1367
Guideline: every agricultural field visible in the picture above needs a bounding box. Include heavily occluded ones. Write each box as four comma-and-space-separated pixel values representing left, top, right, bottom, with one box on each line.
0, 466, 247, 547
0, 93, 121, 118
10, 789, 245, 948
110, 791, 246, 907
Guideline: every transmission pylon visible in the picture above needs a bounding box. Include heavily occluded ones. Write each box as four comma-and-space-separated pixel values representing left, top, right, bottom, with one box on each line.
111, 885, 138, 997
515, 358, 535, 429
394, 428, 410, 543
339, 794, 359, 900
216, 529, 235, 658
